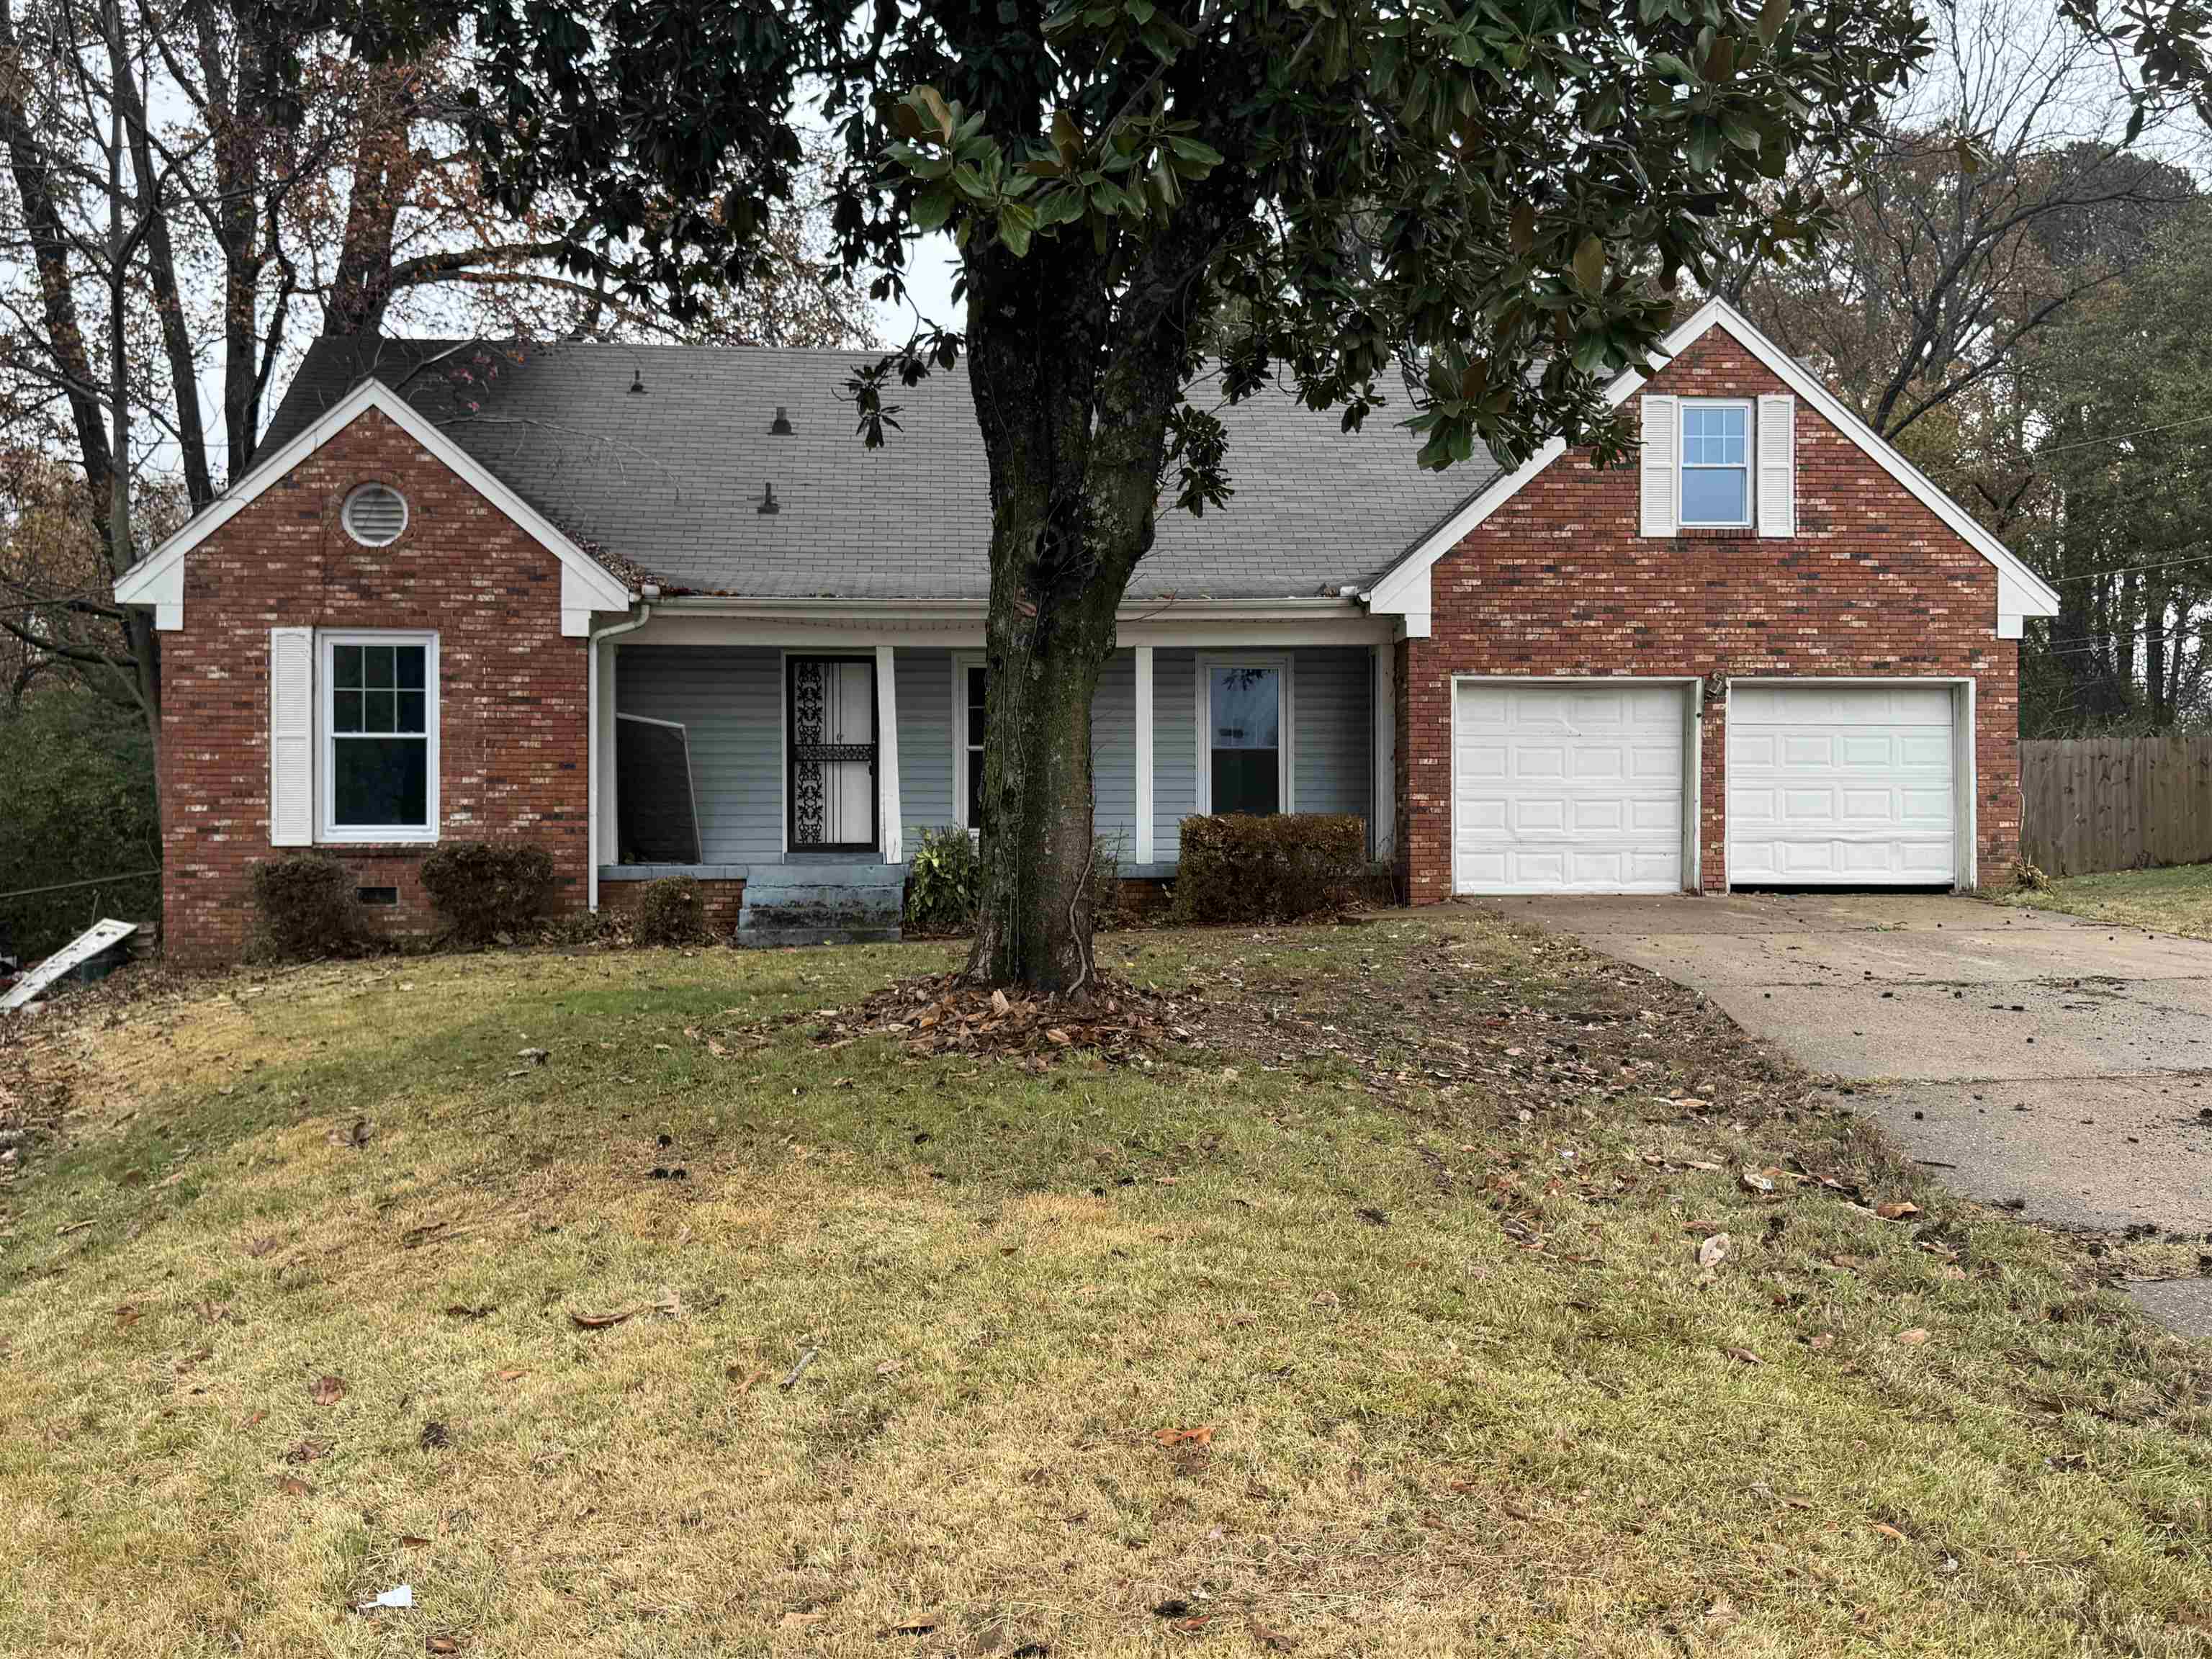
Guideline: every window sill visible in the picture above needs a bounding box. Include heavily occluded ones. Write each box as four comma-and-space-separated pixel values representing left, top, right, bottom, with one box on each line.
1668, 525, 1758, 539
315, 837, 441, 857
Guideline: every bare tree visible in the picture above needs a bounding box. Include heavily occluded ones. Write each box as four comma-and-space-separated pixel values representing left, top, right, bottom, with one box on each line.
1719, 0, 2201, 440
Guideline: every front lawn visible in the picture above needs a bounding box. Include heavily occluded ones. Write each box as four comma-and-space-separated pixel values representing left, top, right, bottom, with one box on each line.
2012, 861, 2212, 940
1, 914, 2208, 1657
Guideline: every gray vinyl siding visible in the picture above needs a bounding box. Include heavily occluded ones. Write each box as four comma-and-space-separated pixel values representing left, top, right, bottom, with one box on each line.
1152, 650, 1197, 860
614, 645, 783, 863
896, 648, 955, 848
1091, 649, 1137, 855
1292, 647, 1373, 824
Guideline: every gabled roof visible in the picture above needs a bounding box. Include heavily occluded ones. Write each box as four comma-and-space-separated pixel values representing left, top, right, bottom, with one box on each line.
114, 373, 632, 634
1364, 298, 2062, 637
246, 338, 1501, 603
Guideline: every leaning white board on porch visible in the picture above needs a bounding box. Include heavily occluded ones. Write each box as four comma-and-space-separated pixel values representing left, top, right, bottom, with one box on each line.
1, 918, 138, 1012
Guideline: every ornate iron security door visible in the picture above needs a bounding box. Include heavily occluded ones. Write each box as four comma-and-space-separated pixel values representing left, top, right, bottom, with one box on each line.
787, 656, 878, 850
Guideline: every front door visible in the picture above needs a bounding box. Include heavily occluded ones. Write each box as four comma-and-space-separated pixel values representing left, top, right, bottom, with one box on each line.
788, 655, 878, 850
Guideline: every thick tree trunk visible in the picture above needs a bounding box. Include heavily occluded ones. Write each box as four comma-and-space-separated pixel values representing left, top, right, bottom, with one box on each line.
956, 205, 1229, 993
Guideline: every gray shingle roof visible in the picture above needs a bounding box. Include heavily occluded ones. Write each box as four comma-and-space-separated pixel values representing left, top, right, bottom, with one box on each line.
258, 337, 1501, 602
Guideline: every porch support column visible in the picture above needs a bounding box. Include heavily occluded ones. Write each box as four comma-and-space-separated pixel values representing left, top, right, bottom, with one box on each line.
1133, 645, 1154, 866
588, 637, 619, 910
876, 644, 903, 864
1371, 642, 1396, 858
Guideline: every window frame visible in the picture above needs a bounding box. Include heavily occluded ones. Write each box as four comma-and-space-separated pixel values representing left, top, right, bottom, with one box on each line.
1195, 653, 1295, 817
318, 628, 439, 844
952, 651, 987, 833
1678, 398, 1755, 529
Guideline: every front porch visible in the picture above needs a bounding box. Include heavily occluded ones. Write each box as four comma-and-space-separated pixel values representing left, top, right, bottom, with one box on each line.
587, 603, 1402, 938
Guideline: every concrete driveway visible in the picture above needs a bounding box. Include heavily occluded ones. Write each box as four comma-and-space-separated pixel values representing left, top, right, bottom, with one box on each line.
1498, 891, 2212, 1334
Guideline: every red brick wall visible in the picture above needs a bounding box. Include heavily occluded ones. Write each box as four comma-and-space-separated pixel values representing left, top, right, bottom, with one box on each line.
160, 408, 591, 964
600, 876, 747, 935
1401, 330, 2021, 902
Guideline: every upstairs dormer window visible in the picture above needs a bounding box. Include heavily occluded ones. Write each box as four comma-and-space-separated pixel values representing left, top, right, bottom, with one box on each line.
1679, 401, 1751, 527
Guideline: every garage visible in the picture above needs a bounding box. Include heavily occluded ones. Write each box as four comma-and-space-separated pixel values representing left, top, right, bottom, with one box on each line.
1726, 683, 1959, 886
1452, 680, 1690, 894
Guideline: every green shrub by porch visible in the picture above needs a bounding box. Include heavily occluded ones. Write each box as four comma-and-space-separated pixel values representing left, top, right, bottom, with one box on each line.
634, 875, 712, 945
905, 825, 981, 935
419, 841, 556, 945
1173, 814, 1367, 925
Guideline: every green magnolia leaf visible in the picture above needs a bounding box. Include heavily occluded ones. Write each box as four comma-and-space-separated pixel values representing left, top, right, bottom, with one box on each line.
998, 200, 1036, 256
1758, 0, 1789, 48
910, 189, 953, 233
1573, 235, 1605, 293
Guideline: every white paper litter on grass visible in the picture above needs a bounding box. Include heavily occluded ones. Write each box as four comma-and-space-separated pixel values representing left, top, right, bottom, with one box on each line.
359, 1584, 414, 1611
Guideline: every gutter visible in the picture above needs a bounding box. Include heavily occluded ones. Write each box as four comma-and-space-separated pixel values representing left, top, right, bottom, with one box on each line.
585, 587, 657, 912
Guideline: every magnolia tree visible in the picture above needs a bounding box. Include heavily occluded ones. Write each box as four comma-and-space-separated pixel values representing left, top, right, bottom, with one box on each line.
411, 0, 2211, 992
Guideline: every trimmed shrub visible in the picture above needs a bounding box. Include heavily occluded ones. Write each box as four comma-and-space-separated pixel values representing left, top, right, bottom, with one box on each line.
250, 852, 359, 959
635, 876, 711, 945
418, 840, 556, 945
1172, 813, 1368, 925
904, 824, 981, 935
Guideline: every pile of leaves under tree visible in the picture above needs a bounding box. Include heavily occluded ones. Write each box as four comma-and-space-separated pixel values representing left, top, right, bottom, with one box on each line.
1173, 813, 1370, 925
417, 842, 555, 945
250, 853, 359, 961
357, 0, 2212, 994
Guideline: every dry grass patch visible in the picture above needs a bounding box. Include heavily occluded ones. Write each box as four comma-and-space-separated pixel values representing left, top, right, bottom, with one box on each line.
1, 917, 2209, 1657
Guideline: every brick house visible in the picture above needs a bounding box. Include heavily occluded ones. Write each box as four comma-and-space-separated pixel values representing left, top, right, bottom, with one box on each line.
114, 301, 2057, 964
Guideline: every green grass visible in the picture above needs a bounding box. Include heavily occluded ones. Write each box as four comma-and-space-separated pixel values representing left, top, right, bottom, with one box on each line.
2012, 862, 2212, 940
1, 914, 2208, 1657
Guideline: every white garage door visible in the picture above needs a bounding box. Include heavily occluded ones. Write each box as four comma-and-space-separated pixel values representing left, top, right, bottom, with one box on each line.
1452, 681, 1687, 894
1727, 683, 1957, 885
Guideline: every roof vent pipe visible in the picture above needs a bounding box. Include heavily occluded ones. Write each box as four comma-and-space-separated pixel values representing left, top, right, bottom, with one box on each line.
770, 405, 793, 434
757, 482, 780, 515
629, 367, 647, 395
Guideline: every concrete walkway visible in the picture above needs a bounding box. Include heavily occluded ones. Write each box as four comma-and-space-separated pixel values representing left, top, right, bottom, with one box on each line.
1499, 892, 2212, 1337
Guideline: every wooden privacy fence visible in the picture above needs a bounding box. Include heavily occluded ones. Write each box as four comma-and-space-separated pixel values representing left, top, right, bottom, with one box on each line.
2020, 734, 2212, 876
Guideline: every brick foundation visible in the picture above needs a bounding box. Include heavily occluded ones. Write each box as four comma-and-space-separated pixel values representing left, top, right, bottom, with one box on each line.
1398, 331, 2020, 904
160, 407, 591, 966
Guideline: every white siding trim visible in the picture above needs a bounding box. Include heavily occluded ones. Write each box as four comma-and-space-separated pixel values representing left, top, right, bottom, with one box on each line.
268, 627, 315, 847
951, 651, 985, 832
1756, 393, 1796, 537
1640, 393, 1680, 536
1371, 643, 1396, 857
875, 644, 902, 864
1133, 645, 1155, 864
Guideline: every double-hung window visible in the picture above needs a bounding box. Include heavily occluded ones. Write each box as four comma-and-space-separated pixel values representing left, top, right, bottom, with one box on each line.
954, 656, 988, 832
321, 631, 438, 840
1200, 658, 1290, 816
1679, 401, 1752, 527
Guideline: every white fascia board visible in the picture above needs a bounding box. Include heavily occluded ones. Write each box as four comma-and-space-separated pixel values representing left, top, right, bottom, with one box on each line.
112, 377, 633, 630
631, 593, 1388, 649
1362, 297, 2060, 634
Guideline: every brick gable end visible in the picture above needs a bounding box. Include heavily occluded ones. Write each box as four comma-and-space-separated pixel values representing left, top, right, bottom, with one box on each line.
161, 407, 588, 963
1398, 329, 2019, 901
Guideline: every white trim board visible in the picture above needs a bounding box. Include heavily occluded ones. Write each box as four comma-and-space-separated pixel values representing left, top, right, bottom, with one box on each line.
112, 377, 631, 636
1363, 297, 2061, 640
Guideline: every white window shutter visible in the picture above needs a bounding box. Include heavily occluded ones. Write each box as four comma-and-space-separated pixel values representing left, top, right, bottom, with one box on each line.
1640, 393, 1678, 536
269, 627, 315, 846
1757, 393, 1795, 536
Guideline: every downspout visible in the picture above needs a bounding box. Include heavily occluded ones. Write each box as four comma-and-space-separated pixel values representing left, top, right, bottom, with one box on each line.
587, 587, 657, 912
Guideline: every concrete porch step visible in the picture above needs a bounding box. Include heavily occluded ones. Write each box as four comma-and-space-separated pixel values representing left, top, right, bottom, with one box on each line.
736, 925, 903, 950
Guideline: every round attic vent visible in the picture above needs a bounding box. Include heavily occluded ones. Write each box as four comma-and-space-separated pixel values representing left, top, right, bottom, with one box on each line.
342, 482, 408, 547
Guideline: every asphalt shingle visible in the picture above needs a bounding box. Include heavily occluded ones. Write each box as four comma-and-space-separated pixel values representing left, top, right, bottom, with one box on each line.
258, 338, 1501, 601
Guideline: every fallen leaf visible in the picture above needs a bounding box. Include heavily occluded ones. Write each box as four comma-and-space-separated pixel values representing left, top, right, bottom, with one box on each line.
876, 1360, 904, 1377
398, 1534, 432, 1549
1154, 1424, 1216, 1447
284, 1438, 328, 1463
1724, 1346, 1762, 1366
1895, 1327, 1930, 1346
884, 1611, 940, 1635
1871, 1522, 1908, 1542
570, 1308, 639, 1330
1874, 1202, 1921, 1221
1698, 1232, 1731, 1269
1808, 1331, 1835, 1351
726, 1365, 768, 1393
276, 1475, 315, 1497
1249, 1615, 1299, 1650
1739, 1169, 1776, 1195
310, 1374, 347, 1406
245, 1236, 279, 1258
426, 1637, 462, 1655
493, 1367, 529, 1383
780, 1610, 827, 1629
418, 1421, 450, 1449
1046, 1028, 1073, 1046
444, 1304, 494, 1321
114, 1302, 142, 1327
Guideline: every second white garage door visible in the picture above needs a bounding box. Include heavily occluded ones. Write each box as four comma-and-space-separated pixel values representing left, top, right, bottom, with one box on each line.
1452, 681, 1688, 894
1727, 683, 1958, 885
